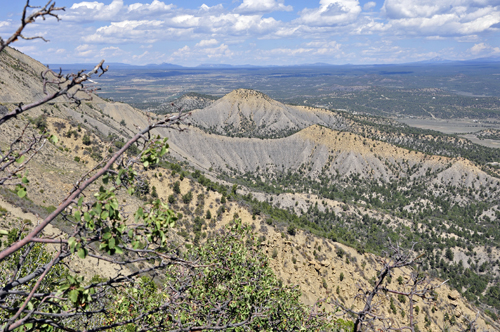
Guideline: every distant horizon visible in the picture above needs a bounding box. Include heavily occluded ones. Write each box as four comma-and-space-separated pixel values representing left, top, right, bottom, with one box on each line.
2, 1, 500, 67
40, 54, 500, 69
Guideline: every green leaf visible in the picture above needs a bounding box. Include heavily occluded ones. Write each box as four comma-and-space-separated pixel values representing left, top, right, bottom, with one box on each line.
143, 160, 149, 168
78, 197, 84, 207
74, 211, 81, 221
94, 203, 102, 215
160, 146, 167, 156
68, 237, 76, 252
108, 237, 116, 249
16, 155, 25, 164
49, 135, 59, 144
114, 246, 123, 254
77, 247, 87, 259
102, 232, 112, 240
135, 207, 144, 222
17, 188, 26, 198
0, 230, 8, 236
101, 211, 109, 220
110, 200, 119, 210
69, 290, 79, 303
21, 176, 29, 184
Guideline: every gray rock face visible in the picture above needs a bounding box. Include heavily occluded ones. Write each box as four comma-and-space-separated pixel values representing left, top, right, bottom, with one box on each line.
190, 89, 349, 137
163, 125, 500, 194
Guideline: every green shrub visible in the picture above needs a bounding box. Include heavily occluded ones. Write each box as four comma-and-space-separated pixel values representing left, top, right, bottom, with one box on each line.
173, 181, 181, 194
182, 191, 193, 204
82, 135, 91, 146
168, 195, 175, 204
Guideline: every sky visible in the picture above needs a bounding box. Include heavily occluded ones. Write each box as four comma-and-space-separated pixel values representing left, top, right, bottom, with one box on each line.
1, 0, 500, 66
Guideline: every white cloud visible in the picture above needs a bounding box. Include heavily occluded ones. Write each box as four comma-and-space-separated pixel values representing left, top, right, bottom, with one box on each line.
171, 15, 200, 27
235, 0, 293, 14
425, 36, 446, 40
68, 0, 124, 21
75, 44, 94, 57
380, 0, 500, 36
168, 43, 234, 64
133, 50, 149, 59
455, 34, 480, 42
297, 0, 362, 26
196, 39, 219, 47
170, 45, 191, 59
468, 42, 500, 55
204, 43, 234, 58
200, 4, 225, 12
83, 20, 168, 43
66, 0, 174, 21
100, 46, 127, 57
75, 44, 92, 52
127, 0, 174, 15
305, 40, 340, 48
363, 2, 376, 10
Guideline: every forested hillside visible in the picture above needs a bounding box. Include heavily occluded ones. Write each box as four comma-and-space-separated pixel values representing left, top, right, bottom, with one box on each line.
1, 44, 500, 331
159, 89, 500, 321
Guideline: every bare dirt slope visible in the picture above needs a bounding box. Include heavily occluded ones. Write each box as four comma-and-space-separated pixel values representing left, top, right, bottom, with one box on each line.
189, 89, 350, 137
162, 124, 499, 191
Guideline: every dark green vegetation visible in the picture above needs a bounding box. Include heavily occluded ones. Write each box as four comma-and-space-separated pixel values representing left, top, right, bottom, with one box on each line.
345, 114, 500, 165
155, 93, 500, 318
0, 217, 335, 331
160, 155, 500, 315
152, 92, 218, 114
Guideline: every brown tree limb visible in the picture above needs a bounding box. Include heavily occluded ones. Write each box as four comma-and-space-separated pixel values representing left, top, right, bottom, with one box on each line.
0, 1, 64, 54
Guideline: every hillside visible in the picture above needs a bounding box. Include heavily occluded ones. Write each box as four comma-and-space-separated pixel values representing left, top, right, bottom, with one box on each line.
1, 46, 500, 329
164, 124, 497, 189
152, 92, 218, 114
185, 88, 500, 166
0, 115, 496, 330
189, 88, 349, 138
159, 91, 500, 320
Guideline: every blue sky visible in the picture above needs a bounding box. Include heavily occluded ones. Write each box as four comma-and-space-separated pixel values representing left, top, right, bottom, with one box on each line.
1, 0, 500, 66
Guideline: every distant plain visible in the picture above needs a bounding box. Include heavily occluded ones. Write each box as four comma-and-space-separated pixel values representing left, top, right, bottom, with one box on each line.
79, 62, 500, 146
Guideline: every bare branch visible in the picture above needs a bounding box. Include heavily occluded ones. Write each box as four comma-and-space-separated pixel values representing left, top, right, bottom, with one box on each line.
0, 1, 65, 54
